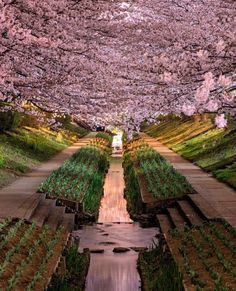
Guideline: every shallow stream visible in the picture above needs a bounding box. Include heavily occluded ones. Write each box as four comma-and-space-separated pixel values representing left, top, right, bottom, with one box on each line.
73, 134, 158, 291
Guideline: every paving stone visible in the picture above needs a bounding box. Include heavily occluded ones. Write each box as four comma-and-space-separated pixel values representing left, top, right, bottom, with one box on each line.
90, 249, 105, 253
113, 247, 130, 253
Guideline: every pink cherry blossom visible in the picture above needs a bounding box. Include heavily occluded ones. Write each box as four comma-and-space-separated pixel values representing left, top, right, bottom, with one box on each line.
182, 104, 196, 116
206, 100, 219, 112
215, 114, 227, 128
0, 0, 235, 130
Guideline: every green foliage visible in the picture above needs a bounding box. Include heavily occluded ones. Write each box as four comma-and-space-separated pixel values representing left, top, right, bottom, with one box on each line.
0, 111, 22, 131
123, 141, 194, 215
25, 227, 63, 291
56, 115, 88, 137
0, 219, 65, 290
0, 128, 70, 181
47, 246, 89, 291
144, 116, 236, 189
170, 220, 236, 290
62, 122, 88, 137
138, 241, 184, 291
215, 163, 236, 188
136, 146, 195, 199
145, 116, 214, 147
96, 132, 113, 145
123, 153, 142, 215
39, 146, 109, 214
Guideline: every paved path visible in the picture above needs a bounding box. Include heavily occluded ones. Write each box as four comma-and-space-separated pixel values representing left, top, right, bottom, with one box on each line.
0, 133, 95, 218
140, 133, 236, 228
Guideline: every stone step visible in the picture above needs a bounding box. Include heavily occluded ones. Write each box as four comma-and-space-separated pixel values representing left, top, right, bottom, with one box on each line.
29, 198, 56, 227
16, 193, 45, 220
177, 200, 203, 226
61, 213, 75, 232
156, 214, 173, 234
44, 206, 66, 231
167, 207, 187, 230
187, 194, 220, 220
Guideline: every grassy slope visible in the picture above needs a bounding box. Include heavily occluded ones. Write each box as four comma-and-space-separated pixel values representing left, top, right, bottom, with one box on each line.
144, 116, 236, 189
0, 125, 88, 189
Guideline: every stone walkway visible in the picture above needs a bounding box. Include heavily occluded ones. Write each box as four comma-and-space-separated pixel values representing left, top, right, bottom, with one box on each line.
0, 133, 95, 219
140, 133, 236, 228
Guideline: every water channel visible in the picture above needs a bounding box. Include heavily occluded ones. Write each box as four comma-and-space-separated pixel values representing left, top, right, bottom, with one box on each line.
73, 133, 158, 291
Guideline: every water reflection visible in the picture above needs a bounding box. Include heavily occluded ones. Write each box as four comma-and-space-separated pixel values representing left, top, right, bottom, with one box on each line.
86, 254, 140, 291
98, 156, 132, 223
75, 223, 158, 291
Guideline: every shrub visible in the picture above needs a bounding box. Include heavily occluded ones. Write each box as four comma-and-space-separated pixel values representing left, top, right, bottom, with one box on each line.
0, 111, 22, 131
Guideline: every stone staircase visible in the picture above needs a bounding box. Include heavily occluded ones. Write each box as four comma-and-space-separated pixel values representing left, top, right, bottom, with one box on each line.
17, 194, 75, 232
156, 193, 220, 234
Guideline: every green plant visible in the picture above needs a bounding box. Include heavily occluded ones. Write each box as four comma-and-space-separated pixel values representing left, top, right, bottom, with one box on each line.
0, 110, 22, 131
123, 153, 142, 215
138, 240, 184, 291
38, 145, 109, 215
47, 245, 90, 291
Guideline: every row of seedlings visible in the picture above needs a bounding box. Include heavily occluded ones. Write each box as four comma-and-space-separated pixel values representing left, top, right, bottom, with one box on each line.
0, 218, 67, 290
138, 219, 236, 290
168, 220, 236, 290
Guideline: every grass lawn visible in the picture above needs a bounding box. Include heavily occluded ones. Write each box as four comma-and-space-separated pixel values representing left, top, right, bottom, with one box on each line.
0, 126, 87, 189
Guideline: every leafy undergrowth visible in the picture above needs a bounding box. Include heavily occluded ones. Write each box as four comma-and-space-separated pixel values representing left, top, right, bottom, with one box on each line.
138, 240, 184, 291
215, 164, 236, 189
168, 220, 236, 290
123, 139, 194, 214
0, 218, 67, 291
47, 245, 90, 291
144, 115, 236, 189
38, 144, 109, 215
0, 126, 87, 189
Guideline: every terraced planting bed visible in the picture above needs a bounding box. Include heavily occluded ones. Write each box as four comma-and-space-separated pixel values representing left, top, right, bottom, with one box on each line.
139, 220, 236, 290
123, 139, 195, 215
0, 218, 67, 290
38, 143, 109, 216
167, 220, 236, 290
89, 136, 112, 154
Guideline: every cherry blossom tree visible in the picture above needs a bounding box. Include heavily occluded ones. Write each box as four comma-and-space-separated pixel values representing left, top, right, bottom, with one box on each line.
0, 0, 235, 132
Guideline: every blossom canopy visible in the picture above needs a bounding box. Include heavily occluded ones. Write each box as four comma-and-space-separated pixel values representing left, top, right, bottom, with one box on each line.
0, 0, 236, 130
